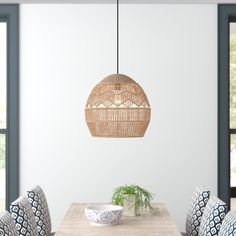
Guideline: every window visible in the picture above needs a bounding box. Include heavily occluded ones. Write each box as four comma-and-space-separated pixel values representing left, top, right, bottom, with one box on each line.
0, 20, 6, 210
0, 5, 19, 210
230, 23, 236, 199
217, 5, 236, 209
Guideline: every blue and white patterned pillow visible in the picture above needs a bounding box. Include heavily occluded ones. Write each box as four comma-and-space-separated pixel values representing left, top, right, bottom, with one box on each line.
185, 185, 210, 236
27, 185, 52, 236
198, 196, 227, 236
0, 210, 19, 236
10, 196, 38, 236
218, 211, 236, 236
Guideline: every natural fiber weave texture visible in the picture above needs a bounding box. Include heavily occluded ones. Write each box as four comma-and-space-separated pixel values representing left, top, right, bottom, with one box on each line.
85, 74, 151, 137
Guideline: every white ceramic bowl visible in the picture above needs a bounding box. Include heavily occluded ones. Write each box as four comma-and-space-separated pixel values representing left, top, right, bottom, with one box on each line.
85, 204, 123, 225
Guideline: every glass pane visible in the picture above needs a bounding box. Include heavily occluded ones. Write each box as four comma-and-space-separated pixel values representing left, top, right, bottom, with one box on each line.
0, 23, 7, 129
0, 134, 5, 210
231, 135, 236, 187
230, 23, 236, 128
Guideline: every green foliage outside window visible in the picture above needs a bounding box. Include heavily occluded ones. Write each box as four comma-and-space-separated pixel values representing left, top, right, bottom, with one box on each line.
230, 34, 236, 185
230, 34, 236, 129
0, 105, 6, 128
0, 135, 5, 169
231, 135, 236, 187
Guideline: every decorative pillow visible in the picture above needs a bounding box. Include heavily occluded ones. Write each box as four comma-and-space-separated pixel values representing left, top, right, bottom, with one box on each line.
27, 185, 51, 236
0, 210, 19, 236
218, 211, 236, 236
185, 185, 210, 236
10, 196, 38, 236
198, 196, 227, 236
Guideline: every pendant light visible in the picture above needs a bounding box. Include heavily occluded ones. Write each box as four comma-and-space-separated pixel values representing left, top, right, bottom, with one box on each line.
85, 0, 151, 137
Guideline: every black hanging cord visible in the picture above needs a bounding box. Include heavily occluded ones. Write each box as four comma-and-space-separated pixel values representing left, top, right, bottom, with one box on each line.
117, 0, 119, 74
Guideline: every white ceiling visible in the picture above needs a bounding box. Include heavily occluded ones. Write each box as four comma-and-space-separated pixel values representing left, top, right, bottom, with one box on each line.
0, 0, 236, 3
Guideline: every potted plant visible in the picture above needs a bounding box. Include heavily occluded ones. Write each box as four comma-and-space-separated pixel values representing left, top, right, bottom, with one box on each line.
111, 184, 157, 216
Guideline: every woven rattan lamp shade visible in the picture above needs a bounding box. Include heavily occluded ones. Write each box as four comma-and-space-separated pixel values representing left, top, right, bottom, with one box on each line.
85, 74, 151, 137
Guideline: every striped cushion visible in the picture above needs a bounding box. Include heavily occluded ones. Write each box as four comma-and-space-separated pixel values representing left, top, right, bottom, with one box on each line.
218, 211, 236, 236
185, 185, 210, 236
198, 196, 227, 236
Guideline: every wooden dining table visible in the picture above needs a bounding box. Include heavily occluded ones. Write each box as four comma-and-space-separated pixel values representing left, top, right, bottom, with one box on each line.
55, 203, 181, 236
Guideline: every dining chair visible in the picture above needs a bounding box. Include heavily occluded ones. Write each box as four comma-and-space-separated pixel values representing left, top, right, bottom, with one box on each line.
0, 210, 19, 236
218, 211, 236, 236
184, 185, 210, 236
26, 185, 53, 236
10, 196, 38, 236
198, 195, 227, 236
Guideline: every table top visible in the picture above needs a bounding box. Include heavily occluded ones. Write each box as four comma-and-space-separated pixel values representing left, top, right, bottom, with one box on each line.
55, 203, 181, 236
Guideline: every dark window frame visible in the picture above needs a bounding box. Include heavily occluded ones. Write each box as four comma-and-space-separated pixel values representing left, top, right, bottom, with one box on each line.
217, 4, 236, 208
0, 4, 19, 209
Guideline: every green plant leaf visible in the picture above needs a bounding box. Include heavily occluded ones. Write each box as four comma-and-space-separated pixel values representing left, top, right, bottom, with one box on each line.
111, 184, 157, 215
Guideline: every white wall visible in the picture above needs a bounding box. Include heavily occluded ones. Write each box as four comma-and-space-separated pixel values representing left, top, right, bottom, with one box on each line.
20, 4, 217, 231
